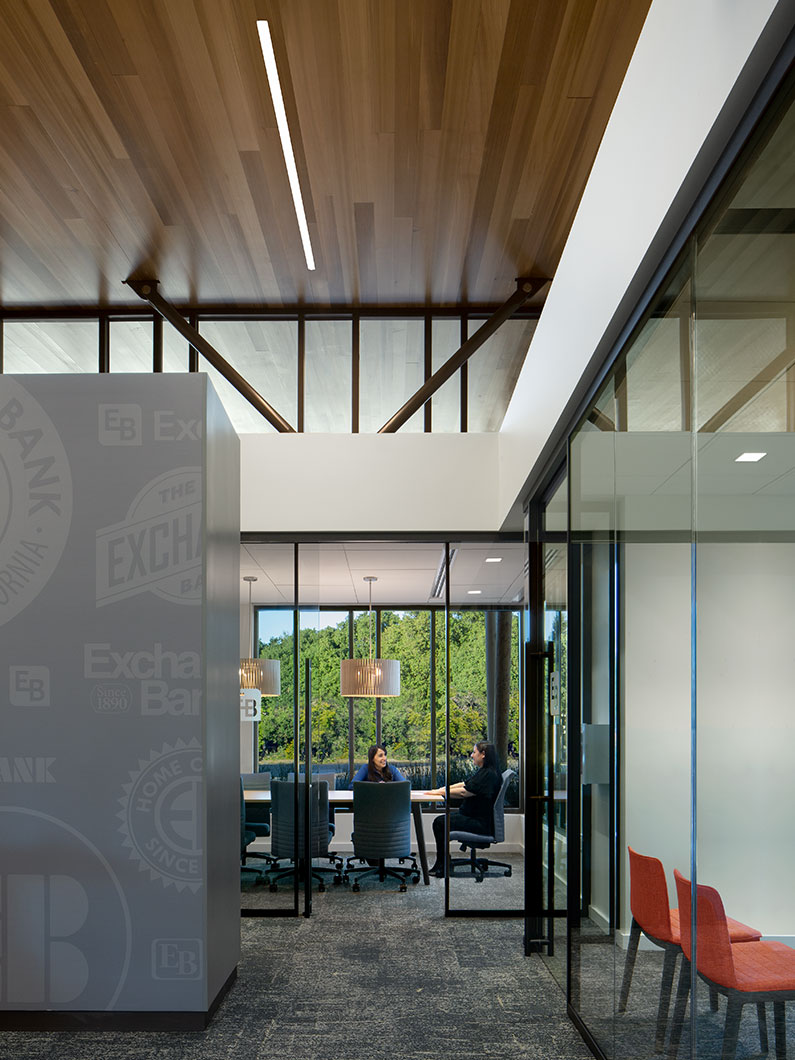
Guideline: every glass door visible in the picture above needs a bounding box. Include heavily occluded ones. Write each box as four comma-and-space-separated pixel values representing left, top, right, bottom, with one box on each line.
524, 476, 570, 964
540, 478, 568, 987
241, 543, 301, 916
445, 539, 524, 917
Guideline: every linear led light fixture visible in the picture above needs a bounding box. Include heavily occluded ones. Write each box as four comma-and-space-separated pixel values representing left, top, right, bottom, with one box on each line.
735, 452, 766, 462
256, 20, 316, 270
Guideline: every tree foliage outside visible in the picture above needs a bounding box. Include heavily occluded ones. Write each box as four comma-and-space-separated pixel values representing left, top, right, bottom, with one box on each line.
256, 608, 520, 792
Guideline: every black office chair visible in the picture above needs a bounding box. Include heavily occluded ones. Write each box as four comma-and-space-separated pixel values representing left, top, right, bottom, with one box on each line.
240, 777, 267, 883
449, 768, 514, 882
345, 781, 420, 892
266, 779, 343, 892
241, 772, 277, 870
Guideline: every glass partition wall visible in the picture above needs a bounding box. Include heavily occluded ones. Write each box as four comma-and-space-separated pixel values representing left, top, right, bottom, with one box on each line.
243, 538, 526, 916
445, 540, 524, 916
566, 68, 795, 1060
240, 543, 300, 916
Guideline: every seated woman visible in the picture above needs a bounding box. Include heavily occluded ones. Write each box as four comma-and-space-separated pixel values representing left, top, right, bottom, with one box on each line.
348, 744, 408, 787
426, 741, 502, 877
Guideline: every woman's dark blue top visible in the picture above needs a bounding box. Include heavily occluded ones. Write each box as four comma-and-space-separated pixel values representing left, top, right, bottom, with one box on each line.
348, 763, 408, 788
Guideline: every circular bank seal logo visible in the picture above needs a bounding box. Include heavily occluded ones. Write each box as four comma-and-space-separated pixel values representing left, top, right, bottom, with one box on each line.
118, 739, 204, 892
0, 807, 131, 1009
96, 467, 202, 607
0, 378, 73, 626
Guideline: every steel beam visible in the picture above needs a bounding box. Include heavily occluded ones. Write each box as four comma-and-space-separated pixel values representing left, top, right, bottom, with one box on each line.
124, 278, 296, 432
378, 277, 548, 434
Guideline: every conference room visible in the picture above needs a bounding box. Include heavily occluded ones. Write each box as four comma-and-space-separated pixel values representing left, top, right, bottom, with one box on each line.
236, 538, 537, 921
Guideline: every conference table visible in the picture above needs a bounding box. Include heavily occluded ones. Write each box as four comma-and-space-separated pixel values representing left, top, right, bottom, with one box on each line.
244, 787, 444, 885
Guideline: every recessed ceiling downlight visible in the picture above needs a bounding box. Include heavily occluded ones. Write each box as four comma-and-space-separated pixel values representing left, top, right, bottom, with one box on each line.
735, 452, 766, 463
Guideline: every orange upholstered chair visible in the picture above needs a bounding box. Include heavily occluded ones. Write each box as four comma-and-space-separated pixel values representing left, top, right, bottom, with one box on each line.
620, 848, 761, 1053
667, 870, 793, 1060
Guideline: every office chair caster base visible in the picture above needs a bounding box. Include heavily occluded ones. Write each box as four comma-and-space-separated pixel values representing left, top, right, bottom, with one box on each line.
318, 882, 326, 892
399, 883, 407, 892
268, 883, 278, 892
352, 881, 360, 892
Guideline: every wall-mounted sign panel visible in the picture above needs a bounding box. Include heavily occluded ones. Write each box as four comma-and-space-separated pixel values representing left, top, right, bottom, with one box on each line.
0, 374, 240, 1029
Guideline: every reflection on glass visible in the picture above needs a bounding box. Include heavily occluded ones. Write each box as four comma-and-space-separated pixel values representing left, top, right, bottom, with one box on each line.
567, 68, 795, 1060
540, 535, 568, 989
624, 280, 689, 433
3, 320, 98, 373
359, 319, 424, 433
691, 68, 795, 1060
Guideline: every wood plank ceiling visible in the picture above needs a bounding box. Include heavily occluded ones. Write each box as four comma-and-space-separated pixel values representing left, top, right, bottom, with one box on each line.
0, 0, 650, 311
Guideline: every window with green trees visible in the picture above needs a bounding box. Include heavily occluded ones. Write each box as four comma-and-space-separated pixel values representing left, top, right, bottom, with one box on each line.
255, 606, 521, 806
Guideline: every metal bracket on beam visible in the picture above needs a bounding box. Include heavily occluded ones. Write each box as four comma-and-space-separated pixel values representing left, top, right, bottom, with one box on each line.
124, 278, 296, 433
378, 276, 549, 434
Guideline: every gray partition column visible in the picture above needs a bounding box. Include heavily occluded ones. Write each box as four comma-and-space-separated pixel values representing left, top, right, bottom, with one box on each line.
0, 373, 240, 1029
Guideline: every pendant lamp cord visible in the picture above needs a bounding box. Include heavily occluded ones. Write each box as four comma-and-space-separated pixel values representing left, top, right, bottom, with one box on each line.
248, 579, 253, 657
368, 578, 373, 660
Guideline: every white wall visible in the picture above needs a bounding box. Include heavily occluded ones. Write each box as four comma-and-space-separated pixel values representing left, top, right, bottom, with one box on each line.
240, 432, 499, 532
499, 0, 786, 520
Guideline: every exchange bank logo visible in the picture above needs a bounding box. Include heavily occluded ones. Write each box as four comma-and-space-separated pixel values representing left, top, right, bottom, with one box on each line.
84, 641, 201, 717
117, 739, 204, 892
0, 379, 73, 627
152, 938, 203, 980
96, 467, 202, 607
240, 689, 261, 721
10, 665, 50, 706
98, 404, 142, 446
0, 807, 131, 1007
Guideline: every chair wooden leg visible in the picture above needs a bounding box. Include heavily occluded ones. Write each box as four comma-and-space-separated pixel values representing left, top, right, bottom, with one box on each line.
721, 996, 742, 1060
618, 918, 641, 1012
756, 1002, 768, 1054
773, 1000, 786, 1060
656, 946, 678, 1052
667, 957, 691, 1060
